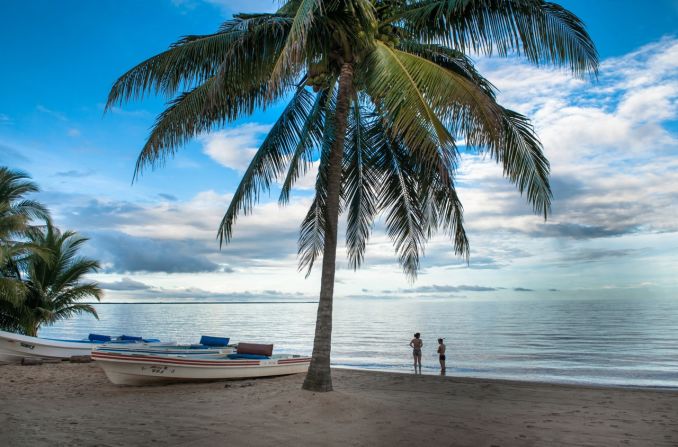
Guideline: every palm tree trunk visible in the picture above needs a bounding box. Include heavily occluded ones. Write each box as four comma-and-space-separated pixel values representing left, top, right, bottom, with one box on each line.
302, 63, 354, 392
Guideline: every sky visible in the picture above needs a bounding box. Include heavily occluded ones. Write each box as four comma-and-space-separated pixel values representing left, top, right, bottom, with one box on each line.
0, 0, 677, 302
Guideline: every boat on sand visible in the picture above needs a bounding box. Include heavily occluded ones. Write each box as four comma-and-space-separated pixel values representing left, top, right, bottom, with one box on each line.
0, 329, 161, 364
92, 343, 311, 386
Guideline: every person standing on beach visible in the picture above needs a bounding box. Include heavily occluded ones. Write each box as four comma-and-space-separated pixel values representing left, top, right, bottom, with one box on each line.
437, 338, 446, 372
410, 333, 423, 373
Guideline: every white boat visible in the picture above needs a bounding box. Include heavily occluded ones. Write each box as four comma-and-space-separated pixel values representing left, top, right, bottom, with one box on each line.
0, 329, 161, 364
92, 350, 311, 386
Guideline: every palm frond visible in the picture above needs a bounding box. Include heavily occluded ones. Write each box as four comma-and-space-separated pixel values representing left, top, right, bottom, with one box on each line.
218, 87, 317, 245
297, 92, 337, 276
50, 303, 99, 323
344, 99, 380, 270
279, 87, 333, 204
363, 42, 503, 171
268, 0, 324, 96
363, 43, 455, 163
396, 40, 497, 98
106, 14, 292, 108
133, 77, 269, 178
374, 128, 427, 279
397, 0, 599, 76
492, 107, 552, 217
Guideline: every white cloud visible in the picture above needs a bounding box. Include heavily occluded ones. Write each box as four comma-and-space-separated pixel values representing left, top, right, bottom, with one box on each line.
36, 105, 67, 121
434, 36, 678, 277
200, 123, 271, 171
293, 161, 319, 191
617, 84, 678, 122
67, 128, 81, 137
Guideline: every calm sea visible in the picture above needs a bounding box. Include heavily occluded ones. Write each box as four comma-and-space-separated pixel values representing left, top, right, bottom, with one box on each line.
40, 296, 678, 388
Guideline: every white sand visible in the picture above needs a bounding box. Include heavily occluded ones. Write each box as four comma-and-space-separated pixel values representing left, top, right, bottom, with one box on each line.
1, 363, 677, 446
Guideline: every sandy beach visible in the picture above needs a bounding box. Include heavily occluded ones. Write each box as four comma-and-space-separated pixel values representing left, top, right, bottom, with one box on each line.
0, 363, 676, 446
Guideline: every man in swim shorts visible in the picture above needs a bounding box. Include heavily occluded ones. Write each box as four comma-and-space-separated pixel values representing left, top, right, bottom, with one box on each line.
410, 332, 423, 373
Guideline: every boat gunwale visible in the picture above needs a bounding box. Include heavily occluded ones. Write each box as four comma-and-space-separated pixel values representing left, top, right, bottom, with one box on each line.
92, 351, 311, 368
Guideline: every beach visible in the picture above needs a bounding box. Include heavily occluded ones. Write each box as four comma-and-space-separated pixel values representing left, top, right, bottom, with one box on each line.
1, 363, 676, 446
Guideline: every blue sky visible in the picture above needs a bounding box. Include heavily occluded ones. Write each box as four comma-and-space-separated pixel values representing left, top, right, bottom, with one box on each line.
1, 0, 677, 302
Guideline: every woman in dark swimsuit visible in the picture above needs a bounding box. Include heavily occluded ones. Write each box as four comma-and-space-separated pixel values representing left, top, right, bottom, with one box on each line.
409, 332, 423, 372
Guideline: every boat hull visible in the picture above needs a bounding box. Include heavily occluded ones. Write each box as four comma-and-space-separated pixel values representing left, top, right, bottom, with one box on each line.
0, 330, 99, 363
0, 330, 166, 363
92, 351, 311, 386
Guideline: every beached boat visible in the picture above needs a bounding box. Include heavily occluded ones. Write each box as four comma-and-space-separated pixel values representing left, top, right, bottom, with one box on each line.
92, 347, 311, 386
0, 329, 161, 364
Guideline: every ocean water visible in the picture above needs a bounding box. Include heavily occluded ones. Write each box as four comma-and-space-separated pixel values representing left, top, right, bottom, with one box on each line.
39, 296, 678, 388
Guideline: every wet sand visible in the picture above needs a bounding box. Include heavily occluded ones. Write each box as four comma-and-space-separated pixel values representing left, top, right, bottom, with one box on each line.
1, 363, 676, 446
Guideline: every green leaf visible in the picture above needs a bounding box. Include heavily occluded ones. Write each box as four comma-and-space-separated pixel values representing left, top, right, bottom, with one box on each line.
219, 87, 317, 245
398, 0, 599, 77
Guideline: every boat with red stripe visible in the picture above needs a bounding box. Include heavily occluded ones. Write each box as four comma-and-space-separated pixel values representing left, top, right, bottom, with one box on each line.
92, 343, 311, 386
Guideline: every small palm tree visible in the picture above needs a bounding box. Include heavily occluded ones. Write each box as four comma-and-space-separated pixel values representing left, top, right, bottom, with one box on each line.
5, 223, 102, 336
107, 0, 598, 391
0, 167, 50, 319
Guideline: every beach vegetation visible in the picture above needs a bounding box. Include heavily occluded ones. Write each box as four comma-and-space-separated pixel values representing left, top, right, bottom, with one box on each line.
0, 167, 102, 336
0, 167, 51, 331
106, 0, 598, 391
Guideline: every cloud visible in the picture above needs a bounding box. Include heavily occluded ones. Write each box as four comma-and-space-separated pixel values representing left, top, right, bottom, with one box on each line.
0, 113, 10, 124
617, 84, 678, 122
66, 128, 81, 137
97, 280, 311, 303
200, 123, 271, 171
531, 223, 631, 240
98, 277, 152, 291
513, 287, 534, 292
0, 143, 29, 163
91, 232, 222, 274
553, 249, 637, 266
100, 104, 152, 118
382, 284, 498, 295
455, 36, 678, 251
55, 169, 94, 178
36, 105, 67, 121
54, 191, 312, 272
158, 193, 178, 202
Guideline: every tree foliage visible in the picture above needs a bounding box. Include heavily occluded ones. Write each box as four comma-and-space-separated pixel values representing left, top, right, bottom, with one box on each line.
0, 167, 102, 336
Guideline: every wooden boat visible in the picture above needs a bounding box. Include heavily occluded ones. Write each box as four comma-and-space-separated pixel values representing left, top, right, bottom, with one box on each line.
0, 329, 161, 364
92, 350, 311, 386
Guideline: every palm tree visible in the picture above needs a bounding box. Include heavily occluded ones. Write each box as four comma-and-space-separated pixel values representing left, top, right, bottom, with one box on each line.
2, 223, 102, 336
106, 0, 598, 391
0, 167, 50, 321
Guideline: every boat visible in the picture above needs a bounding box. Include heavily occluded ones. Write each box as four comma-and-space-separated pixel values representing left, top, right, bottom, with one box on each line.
92, 343, 311, 386
0, 329, 161, 364
97, 336, 235, 356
